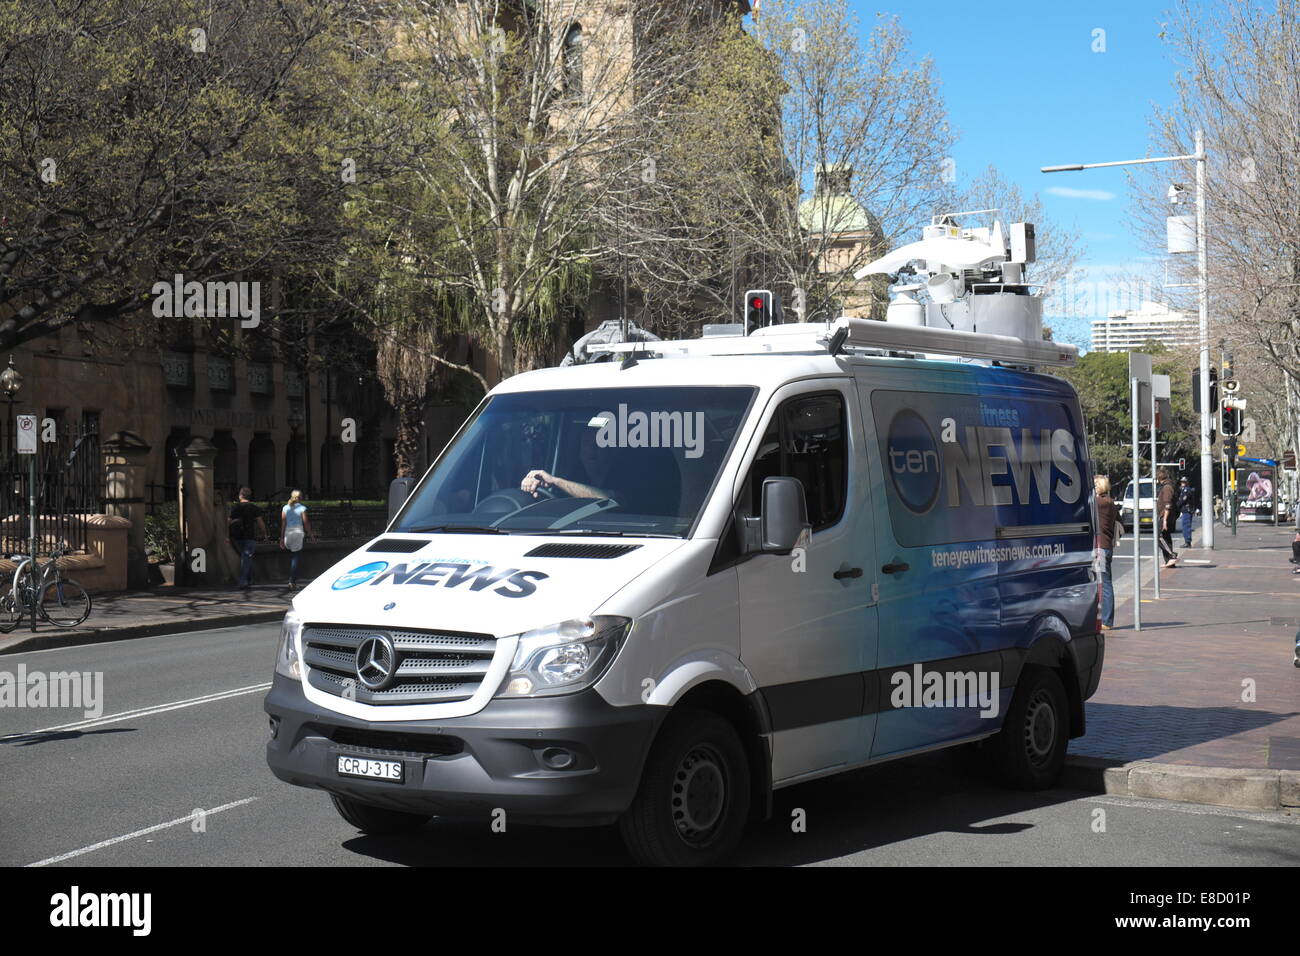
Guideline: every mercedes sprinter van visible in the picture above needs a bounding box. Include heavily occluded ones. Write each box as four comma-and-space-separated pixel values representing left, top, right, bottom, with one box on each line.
264, 315, 1103, 866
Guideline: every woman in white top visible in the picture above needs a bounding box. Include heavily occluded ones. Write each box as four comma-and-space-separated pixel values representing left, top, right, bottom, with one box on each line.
280, 490, 314, 589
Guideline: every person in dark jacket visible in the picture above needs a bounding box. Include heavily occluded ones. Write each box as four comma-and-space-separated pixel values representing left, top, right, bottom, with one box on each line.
1095, 475, 1121, 629
1177, 477, 1196, 547
1156, 468, 1177, 568
227, 487, 268, 589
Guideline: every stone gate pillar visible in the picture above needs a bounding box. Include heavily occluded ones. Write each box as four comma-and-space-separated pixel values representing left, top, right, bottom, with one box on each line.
178, 437, 238, 586
102, 430, 151, 589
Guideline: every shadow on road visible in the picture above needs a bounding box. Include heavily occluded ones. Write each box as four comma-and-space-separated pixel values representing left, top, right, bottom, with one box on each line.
337, 748, 1089, 867
0, 726, 135, 747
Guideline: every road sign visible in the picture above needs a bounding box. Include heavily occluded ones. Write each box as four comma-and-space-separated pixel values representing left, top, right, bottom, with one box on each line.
1129, 352, 1153, 425
16, 415, 36, 454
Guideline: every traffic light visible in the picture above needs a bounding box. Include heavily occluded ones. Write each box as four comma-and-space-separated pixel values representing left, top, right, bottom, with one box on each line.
1220, 399, 1242, 437
745, 289, 773, 331
1192, 366, 1218, 413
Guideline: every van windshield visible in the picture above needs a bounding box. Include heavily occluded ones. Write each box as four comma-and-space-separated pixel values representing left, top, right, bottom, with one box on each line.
392, 386, 757, 538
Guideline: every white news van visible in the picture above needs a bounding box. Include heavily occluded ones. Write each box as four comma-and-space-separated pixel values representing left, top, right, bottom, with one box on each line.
266, 221, 1102, 865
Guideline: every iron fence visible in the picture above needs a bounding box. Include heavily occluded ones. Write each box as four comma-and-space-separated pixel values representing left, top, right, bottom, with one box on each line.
0, 421, 101, 557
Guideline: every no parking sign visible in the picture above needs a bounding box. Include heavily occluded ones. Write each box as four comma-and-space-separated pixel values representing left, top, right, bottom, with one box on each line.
16, 414, 36, 453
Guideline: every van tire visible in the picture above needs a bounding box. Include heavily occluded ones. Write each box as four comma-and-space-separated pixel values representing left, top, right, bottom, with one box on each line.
619, 709, 751, 866
330, 794, 430, 835
988, 667, 1068, 791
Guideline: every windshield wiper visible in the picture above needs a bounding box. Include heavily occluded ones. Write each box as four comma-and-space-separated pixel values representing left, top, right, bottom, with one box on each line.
406, 524, 507, 534
540, 529, 680, 539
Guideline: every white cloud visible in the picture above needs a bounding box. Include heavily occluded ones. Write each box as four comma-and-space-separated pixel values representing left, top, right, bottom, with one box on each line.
1045, 186, 1116, 201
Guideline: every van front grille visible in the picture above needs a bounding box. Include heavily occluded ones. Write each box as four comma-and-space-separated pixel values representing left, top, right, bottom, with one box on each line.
302, 624, 498, 705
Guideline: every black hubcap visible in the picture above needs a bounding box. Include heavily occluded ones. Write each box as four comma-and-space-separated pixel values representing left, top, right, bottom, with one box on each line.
671, 744, 727, 846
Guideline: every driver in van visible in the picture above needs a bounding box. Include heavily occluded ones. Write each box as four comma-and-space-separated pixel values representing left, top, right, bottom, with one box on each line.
521, 424, 617, 500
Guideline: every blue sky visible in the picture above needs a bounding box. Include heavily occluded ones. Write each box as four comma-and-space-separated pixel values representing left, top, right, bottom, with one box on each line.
847, 0, 1188, 347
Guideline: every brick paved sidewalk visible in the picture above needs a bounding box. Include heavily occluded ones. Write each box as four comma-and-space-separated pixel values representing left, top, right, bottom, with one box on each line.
0, 584, 297, 655
1073, 524, 1300, 772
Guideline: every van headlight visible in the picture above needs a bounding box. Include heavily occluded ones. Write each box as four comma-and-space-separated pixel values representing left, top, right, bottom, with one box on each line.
496, 616, 630, 698
275, 611, 303, 680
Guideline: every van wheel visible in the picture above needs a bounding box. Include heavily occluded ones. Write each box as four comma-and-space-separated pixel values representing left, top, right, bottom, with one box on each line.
989, 667, 1069, 790
619, 709, 751, 866
330, 794, 430, 835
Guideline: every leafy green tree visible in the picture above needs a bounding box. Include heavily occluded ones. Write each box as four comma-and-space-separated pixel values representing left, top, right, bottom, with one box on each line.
1055, 344, 1199, 490
0, 0, 359, 350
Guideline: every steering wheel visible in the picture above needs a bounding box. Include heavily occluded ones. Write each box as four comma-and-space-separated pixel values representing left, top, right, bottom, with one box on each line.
478, 486, 556, 516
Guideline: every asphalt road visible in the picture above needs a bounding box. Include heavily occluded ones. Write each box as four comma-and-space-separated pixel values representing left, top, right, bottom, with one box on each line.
2, 622, 1298, 867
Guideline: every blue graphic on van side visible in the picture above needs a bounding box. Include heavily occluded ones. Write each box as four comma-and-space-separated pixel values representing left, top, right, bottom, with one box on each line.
332, 561, 389, 590
872, 388, 1088, 547
867, 369, 1096, 761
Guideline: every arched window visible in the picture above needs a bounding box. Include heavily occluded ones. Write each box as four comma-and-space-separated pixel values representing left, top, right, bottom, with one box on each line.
563, 24, 583, 95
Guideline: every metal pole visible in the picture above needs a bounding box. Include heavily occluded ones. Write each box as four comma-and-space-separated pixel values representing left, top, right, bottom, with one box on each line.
1131, 376, 1142, 631
1151, 389, 1160, 598
28, 449, 36, 633
1196, 129, 1214, 549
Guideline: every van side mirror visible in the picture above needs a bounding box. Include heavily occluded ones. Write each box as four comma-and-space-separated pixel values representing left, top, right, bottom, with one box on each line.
743, 476, 811, 554
387, 476, 414, 524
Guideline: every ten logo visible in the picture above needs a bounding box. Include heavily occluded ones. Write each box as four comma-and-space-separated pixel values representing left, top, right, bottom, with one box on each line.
331, 562, 388, 590
886, 409, 941, 514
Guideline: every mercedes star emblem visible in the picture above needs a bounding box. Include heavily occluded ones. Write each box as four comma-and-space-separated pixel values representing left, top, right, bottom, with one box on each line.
355, 634, 397, 691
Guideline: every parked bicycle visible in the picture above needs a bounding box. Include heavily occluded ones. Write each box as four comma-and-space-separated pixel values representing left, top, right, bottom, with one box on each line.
0, 539, 92, 632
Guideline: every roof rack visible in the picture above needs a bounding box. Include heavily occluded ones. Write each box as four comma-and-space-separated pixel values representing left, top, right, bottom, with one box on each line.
586, 316, 1078, 368
825, 317, 1077, 367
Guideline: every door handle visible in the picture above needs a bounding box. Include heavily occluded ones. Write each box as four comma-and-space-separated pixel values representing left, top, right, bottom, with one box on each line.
833, 567, 863, 580
881, 562, 910, 574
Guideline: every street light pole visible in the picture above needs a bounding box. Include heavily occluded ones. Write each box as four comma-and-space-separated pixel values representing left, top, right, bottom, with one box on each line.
1042, 129, 1214, 550
1194, 129, 1213, 550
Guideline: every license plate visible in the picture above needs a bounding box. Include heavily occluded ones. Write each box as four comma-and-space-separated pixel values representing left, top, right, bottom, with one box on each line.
337, 755, 404, 782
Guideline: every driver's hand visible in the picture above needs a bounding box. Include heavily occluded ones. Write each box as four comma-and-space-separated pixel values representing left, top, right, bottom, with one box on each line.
521, 469, 553, 497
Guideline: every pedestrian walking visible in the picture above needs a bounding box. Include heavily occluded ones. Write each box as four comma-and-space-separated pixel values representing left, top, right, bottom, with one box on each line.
280, 489, 314, 590
1156, 468, 1177, 568
1291, 499, 1300, 576
1095, 475, 1122, 630
227, 487, 268, 589
1177, 476, 1196, 547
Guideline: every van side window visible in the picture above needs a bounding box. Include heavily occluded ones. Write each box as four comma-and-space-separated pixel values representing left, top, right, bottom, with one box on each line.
744, 393, 847, 532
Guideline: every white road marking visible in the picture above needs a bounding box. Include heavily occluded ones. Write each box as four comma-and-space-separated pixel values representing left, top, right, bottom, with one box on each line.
0, 682, 272, 740
25, 797, 259, 867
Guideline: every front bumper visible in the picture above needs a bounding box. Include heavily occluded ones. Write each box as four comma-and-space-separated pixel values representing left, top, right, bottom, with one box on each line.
264, 673, 663, 827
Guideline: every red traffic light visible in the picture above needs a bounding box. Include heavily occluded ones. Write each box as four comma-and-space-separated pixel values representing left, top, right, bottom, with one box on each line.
750, 297, 765, 310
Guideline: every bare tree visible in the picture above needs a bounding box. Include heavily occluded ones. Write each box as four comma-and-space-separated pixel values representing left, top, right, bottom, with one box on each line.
1129, 0, 1300, 460
355, 0, 733, 382
745, 0, 953, 321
